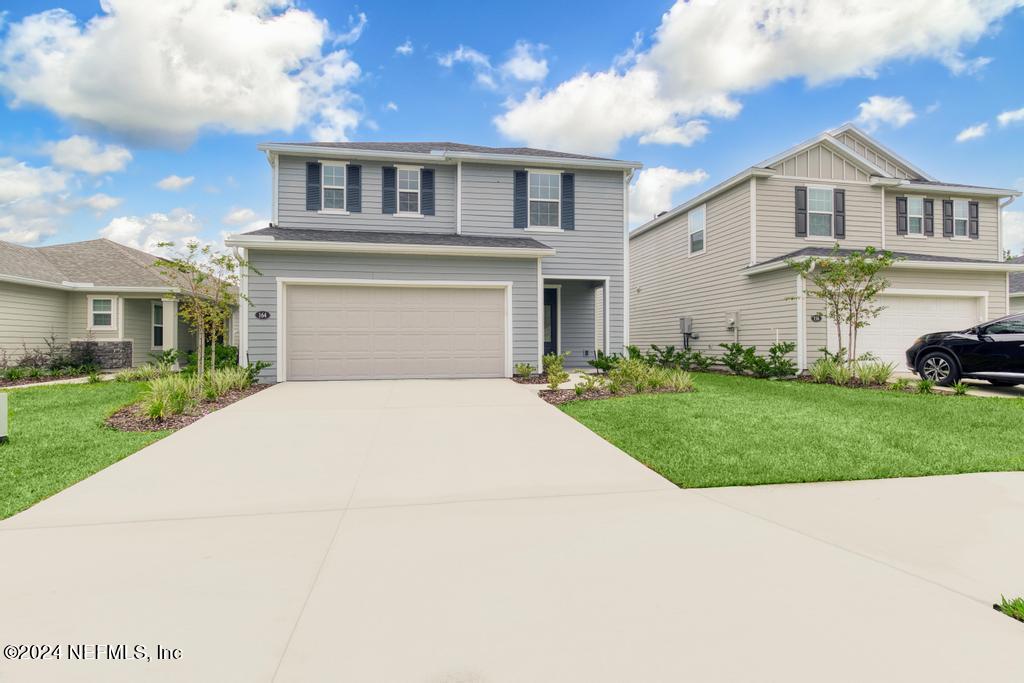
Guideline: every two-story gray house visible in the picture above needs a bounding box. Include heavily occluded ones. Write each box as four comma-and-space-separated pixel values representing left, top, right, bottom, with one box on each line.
226, 142, 639, 382
630, 124, 1023, 370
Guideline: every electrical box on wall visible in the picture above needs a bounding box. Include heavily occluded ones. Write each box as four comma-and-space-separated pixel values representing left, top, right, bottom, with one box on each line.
679, 317, 693, 335
726, 311, 741, 331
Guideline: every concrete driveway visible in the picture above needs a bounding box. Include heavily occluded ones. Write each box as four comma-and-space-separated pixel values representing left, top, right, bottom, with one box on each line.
1, 379, 1022, 682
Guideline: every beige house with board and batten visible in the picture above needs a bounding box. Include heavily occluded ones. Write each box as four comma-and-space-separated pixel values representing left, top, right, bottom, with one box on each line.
629, 124, 1024, 370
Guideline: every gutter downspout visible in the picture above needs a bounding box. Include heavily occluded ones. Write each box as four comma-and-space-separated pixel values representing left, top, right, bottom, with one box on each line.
623, 168, 634, 353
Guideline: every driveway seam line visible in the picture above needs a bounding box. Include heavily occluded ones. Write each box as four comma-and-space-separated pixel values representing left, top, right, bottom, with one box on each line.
693, 490, 993, 607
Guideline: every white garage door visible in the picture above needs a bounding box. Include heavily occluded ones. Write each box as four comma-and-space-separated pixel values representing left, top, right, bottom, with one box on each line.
285, 284, 506, 380
828, 294, 982, 367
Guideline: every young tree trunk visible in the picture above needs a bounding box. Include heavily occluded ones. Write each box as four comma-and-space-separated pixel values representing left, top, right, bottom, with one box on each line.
210, 326, 217, 377
197, 320, 206, 378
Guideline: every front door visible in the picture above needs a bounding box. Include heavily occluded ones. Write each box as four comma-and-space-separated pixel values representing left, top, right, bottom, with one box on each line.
543, 288, 558, 356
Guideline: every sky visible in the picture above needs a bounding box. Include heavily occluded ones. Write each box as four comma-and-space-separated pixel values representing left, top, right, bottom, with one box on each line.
1, 0, 1023, 256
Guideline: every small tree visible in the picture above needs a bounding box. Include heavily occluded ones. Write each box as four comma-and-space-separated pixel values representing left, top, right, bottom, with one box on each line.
788, 246, 901, 366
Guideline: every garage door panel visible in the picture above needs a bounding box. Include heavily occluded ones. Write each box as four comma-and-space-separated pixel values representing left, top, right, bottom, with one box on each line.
285, 284, 506, 380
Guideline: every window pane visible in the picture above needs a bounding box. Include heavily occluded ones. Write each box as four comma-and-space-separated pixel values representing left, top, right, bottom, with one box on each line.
399, 191, 419, 213
808, 188, 832, 213
908, 217, 922, 234
323, 188, 345, 209
809, 213, 832, 236
530, 200, 559, 227
688, 206, 705, 234
953, 200, 968, 219
323, 165, 345, 186
153, 303, 163, 322
954, 219, 968, 236
690, 230, 704, 253
529, 173, 559, 200
908, 197, 924, 216
153, 326, 164, 347
93, 313, 112, 327
398, 169, 419, 191
986, 317, 1024, 334
92, 298, 112, 312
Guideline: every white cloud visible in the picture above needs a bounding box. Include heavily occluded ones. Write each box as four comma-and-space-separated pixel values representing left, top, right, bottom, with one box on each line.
855, 95, 916, 131
83, 193, 123, 212
45, 135, 132, 174
334, 12, 366, 45
395, 40, 413, 56
0, 1, 365, 145
496, 0, 1019, 155
99, 208, 204, 255
955, 122, 988, 142
638, 119, 709, 146
944, 54, 992, 75
499, 41, 548, 82
0, 158, 73, 243
1004, 210, 1024, 256
156, 174, 194, 191
997, 106, 1024, 126
0, 157, 68, 203
628, 166, 708, 227
223, 207, 257, 225
438, 45, 496, 89
385, 101, 398, 112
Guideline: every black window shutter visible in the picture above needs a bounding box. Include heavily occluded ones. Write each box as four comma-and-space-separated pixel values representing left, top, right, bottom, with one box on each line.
560, 172, 575, 230
942, 200, 954, 237
794, 186, 807, 237
833, 188, 845, 239
381, 166, 397, 215
513, 170, 528, 229
305, 162, 321, 211
895, 196, 908, 235
346, 165, 361, 213
923, 198, 934, 236
968, 201, 980, 239
421, 169, 435, 216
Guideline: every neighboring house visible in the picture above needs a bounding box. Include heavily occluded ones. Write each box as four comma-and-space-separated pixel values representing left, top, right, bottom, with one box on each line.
226, 142, 639, 382
0, 238, 233, 368
630, 124, 1024, 370
1010, 256, 1024, 313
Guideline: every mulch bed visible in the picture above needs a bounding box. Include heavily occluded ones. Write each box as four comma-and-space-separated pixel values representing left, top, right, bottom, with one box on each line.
512, 374, 549, 385
539, 386, 693, 406
105, 384, 270, 433
0, 373, 89, 388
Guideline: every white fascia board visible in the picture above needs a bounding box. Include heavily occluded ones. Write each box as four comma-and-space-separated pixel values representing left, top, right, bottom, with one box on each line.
746, 257, 1024, 276
225, 236, 555, 259
0, 273, 177, 293
894, 182, 1022, 199
828, 123, 939, 182
258, 144, 449, 164
630, 167, 775, 240
444, 150, 642, 171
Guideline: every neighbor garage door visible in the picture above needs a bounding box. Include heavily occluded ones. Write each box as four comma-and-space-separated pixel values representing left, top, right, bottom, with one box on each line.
285, 284, 506, 380
828, 294, 982, 367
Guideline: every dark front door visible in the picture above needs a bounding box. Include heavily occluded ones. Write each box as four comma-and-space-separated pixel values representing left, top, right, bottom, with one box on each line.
543, 288, 558, 356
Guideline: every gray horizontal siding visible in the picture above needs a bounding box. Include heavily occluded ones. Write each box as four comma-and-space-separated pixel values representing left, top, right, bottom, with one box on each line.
462, 162, 626, 355
548, 279, 597, 369
277, 155, 456, 234
246, 250, 539, 382
0, 282, 69, 363
883, 193, 1000, 261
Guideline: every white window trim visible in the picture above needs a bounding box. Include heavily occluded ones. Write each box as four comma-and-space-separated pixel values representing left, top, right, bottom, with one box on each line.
951, 197, 970, 239
87, 295, 118, 331
151, 301, 164, 349
396, 164, 422, 216
906, 196, 925, 236
806, 185, 834, 239
527, 169, 561, 230
320, 160, 348, 215
687, 203, 707, 257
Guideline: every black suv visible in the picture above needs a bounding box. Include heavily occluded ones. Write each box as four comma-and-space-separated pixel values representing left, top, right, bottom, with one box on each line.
906, 313, 1024, 386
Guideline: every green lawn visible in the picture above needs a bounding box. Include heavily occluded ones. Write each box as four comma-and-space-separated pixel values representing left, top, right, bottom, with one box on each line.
0, 382, 168, 519
562, 373, 1024, 488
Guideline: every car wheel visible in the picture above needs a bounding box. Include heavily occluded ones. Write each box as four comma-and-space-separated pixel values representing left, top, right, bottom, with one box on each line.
918, 352, 959, 386
987, 379, 1021, 387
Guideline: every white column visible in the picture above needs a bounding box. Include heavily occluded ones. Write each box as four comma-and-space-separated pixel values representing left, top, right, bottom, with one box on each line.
162, 296, 178, 368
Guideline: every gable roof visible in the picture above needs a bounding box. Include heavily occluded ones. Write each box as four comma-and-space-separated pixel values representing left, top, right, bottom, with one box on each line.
828, 123, 937, 182
0, 238, 179, 291
257, 140, 642, 171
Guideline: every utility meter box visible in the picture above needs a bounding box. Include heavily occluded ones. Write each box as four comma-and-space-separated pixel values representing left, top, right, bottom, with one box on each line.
726, 311, 741, 331
679, 317, 693, 335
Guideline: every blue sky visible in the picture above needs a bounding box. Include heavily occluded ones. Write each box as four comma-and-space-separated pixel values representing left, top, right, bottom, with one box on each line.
1, 0, 1023, 253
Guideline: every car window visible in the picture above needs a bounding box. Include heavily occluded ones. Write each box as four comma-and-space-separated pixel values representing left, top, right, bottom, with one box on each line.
985, 316, 1024, 335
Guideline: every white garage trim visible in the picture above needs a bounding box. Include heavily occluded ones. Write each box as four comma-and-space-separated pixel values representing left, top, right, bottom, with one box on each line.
883, 288, 989, 322
276, 277, 514, 382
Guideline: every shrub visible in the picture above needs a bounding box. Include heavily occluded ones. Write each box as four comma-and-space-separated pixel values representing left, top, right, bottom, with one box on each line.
649, 344, 682, 368
588, 350, 621, 374
916, 379, 935, 394
514, 362, 535, 379
115, 364, 173, 383
682, 350, 714, 372
663, 368, 695, 392
765, 342, 798, 378
578, 374, 605, 393
953, 381, 971, 396
719, 343, 755, 375
244, 360, 272, 386
625, 345, 647, 362
542, 351, 569, 376
547, 369, 570, 390
143, 375, 200, 418
2, 367, 27, 381
889, 378, 911, 392
817, 346, 847, 364
182, 345, 239, 374
86, 370, 103, 384
997, 595, 1024, 623
207, 366, 251, 396
149, 348, 180, 367
828, 362, 854, 386
808, 358, 836, 384
608, 358, 651, 393
855, 361, 895, 386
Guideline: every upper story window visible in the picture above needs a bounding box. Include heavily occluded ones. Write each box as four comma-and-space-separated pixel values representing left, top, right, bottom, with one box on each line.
397, 167, 421, 214
529, 171, 560, 228
152, 301, 164, 348
807, 187, 833, 237
953, 199, 968, 237
688, 204, 706, 255
88, 296, 116, 331
322, 163, 346, 211
907, 196, 924, 235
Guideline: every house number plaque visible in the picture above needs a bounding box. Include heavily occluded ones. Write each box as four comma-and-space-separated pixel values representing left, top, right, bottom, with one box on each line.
255, 311, 271, 320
